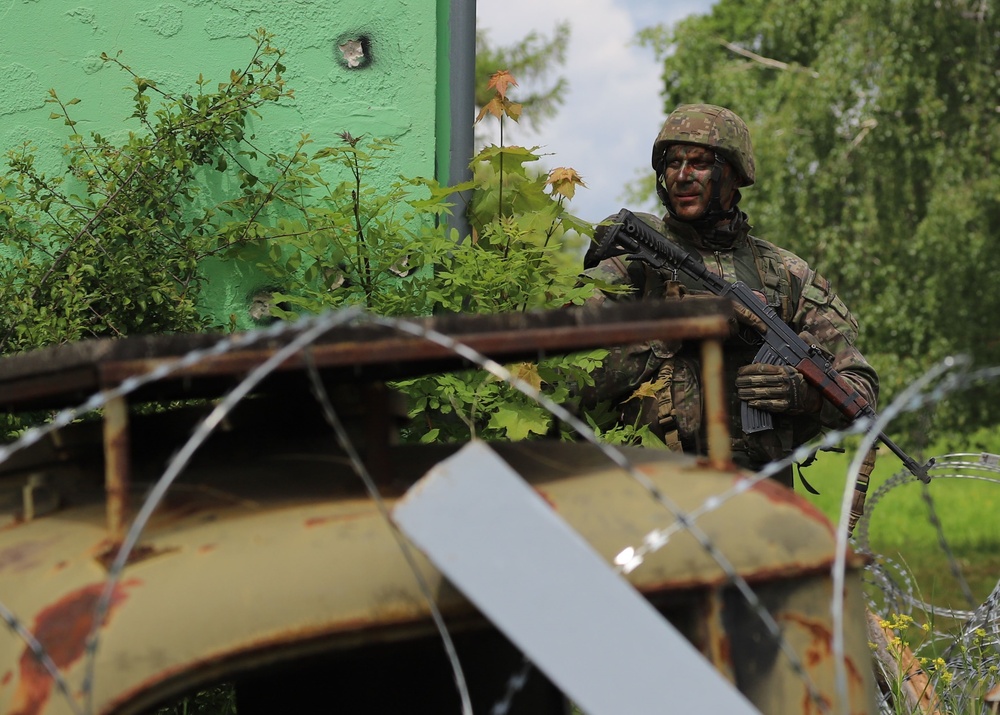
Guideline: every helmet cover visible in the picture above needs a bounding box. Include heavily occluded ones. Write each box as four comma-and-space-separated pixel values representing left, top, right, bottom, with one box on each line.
652, 104, 755, 186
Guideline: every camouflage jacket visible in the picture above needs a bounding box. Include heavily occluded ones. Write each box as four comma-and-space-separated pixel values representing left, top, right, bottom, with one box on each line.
582, 211, 879, 474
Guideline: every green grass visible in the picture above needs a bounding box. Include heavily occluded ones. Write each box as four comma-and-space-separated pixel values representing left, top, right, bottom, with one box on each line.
800, 439, 1000, 612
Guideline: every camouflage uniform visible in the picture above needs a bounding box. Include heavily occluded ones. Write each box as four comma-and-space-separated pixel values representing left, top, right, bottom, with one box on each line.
583, 105, 878, 486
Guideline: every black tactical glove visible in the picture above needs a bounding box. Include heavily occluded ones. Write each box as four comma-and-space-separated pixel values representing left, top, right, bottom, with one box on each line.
735, 363, 822, 415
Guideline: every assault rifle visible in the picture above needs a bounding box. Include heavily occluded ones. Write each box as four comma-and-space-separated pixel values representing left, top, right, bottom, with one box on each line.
593, 208, 931, 483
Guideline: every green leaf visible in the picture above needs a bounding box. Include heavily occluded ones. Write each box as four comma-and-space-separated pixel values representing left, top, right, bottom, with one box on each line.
418, 428, 440, 444
487, 404, 550, 441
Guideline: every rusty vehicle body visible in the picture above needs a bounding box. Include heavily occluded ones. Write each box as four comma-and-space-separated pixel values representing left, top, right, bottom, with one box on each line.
0, 302, 878, 714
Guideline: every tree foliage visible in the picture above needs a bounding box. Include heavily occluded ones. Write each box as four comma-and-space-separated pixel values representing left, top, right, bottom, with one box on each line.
475, 22, 570, 130
642, 0, 1000, 434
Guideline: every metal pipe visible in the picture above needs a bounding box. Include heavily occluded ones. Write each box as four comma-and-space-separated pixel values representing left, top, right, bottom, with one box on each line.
103, 395, 131, 536
701, 338, 731, 469
440, 0, 475, 242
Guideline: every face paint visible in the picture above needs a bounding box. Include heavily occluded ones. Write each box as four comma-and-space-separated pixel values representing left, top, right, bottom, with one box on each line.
662, 145, 737, 221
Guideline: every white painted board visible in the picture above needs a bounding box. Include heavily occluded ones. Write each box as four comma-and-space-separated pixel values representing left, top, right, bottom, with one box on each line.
393, 440, 759, 715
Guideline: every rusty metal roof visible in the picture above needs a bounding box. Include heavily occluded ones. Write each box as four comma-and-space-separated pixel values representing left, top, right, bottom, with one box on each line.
0, 439, 863, 715
0, 301, 878, 715
0, 300, 732, 412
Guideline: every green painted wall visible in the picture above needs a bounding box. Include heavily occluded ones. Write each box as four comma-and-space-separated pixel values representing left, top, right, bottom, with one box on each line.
0, 0, 448, 328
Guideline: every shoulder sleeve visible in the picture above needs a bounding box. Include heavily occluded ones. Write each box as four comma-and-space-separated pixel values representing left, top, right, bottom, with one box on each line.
788, 261, 880, 422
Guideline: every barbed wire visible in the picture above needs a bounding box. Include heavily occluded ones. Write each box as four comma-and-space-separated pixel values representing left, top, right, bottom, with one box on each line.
80, 308, 366, 713
0, 307, 998, 715
301, 350, 474, 715
857, 451, 1000, 713
829, 356, 970, 711
0, 601, 83, 715
367, 314, 837, 713
0, 309, 357, 715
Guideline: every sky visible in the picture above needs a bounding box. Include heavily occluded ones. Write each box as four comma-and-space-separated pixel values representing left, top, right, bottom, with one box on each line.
476, 0, 717, 225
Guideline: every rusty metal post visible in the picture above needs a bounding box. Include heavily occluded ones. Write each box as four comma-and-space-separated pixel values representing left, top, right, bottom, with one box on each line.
103, 395, 131, 536
700, 338, 731, 469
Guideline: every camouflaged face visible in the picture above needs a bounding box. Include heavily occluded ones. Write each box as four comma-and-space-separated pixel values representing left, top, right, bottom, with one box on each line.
652, 104, 756, 186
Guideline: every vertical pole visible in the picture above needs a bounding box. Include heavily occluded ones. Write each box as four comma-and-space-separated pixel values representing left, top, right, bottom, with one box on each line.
436, 0, 475, 243
449, 0, 475, 238
701, 338, 731, 469
103, 395, 130, 537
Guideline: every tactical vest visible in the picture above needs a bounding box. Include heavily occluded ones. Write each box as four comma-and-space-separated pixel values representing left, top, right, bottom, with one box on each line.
625, 212, 795, 320
748, 236, 795, 322
623, 214, 802, 482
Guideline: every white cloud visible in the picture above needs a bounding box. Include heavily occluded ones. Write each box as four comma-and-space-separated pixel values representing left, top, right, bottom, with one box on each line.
476, 0, 716, 224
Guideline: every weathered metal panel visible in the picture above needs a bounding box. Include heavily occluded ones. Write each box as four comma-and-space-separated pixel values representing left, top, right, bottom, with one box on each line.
0, 303, 876, 714
0, 439, 874, 714
0, 302, 732, 411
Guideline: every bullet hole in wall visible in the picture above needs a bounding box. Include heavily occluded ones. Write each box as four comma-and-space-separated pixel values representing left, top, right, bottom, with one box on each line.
337, 36, 371, 69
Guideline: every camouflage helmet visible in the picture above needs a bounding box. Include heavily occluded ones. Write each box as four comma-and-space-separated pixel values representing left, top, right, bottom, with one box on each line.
652, 104, 756, 186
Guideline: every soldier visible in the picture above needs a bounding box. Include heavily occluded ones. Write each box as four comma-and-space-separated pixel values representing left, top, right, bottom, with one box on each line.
582, 104, 878, 487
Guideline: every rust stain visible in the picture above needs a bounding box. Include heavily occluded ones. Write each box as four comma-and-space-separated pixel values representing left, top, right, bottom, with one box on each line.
93, 542, 179, 571
784, 613, 866, 712
0, 540, 57, 575
197, 544, 216, 554
786, 612, 868, 684
304, 511, 368, 528
2, 669, 11, 685
304, 515, 336, 528
717, 632, 731, 665
747, 478, 834, 532
51, 561, 68, 573
9, 579, 140, 715
803, 688, 833, 715
802, 618, 832, 667
532, 487, 558, 510
692, 456, 743, 474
